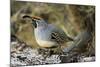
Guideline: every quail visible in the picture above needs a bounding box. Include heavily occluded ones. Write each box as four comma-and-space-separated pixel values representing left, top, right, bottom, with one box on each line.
23, 15, 73, 56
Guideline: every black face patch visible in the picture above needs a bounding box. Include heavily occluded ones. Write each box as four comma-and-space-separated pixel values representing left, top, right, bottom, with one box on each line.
32, 20, 37, 28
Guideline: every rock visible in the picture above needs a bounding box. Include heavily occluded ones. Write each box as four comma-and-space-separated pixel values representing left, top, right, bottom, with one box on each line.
11, 41, 61, 66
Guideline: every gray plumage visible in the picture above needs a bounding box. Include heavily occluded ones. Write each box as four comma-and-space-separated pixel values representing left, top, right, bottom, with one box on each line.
23, 15, 73, 48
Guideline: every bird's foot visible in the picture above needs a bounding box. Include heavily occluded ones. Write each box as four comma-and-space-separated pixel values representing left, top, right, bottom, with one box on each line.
37, 47, 65, 59
51, 46, 64, 55
37, 48, 54, 59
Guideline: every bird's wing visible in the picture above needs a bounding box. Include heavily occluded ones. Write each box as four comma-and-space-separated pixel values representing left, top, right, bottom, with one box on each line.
51, 31, 66, 44
49, 24, 73, 44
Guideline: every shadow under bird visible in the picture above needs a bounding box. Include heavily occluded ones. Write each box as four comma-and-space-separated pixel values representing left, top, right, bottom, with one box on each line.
23, 15, 74, 56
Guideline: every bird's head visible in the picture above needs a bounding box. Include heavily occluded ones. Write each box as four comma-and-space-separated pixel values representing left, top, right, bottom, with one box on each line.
23, 15, 47, 28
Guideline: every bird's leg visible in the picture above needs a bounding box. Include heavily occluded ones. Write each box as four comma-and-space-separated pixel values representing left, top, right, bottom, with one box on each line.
38, 48, 56, 59
37, 47, 50, 57
37, 46, 64, 58
52, 45, 64, 55
37, 47, 47, 55
43, 48, 52, 59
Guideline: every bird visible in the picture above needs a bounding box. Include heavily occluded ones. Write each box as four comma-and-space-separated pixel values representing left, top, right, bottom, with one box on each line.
23, 15, 74, 56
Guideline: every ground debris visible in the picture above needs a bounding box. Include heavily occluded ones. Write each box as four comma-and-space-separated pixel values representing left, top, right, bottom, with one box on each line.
11, 41, 61, 66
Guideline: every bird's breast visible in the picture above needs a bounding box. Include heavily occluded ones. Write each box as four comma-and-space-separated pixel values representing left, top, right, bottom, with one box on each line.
34, 27, 51, 40
35, 39, 57, 48
34, 28, 58, 48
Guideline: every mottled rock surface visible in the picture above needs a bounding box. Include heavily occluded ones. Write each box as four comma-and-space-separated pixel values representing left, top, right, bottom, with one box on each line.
11, 40, 95, 67
11, 41, 62, 67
